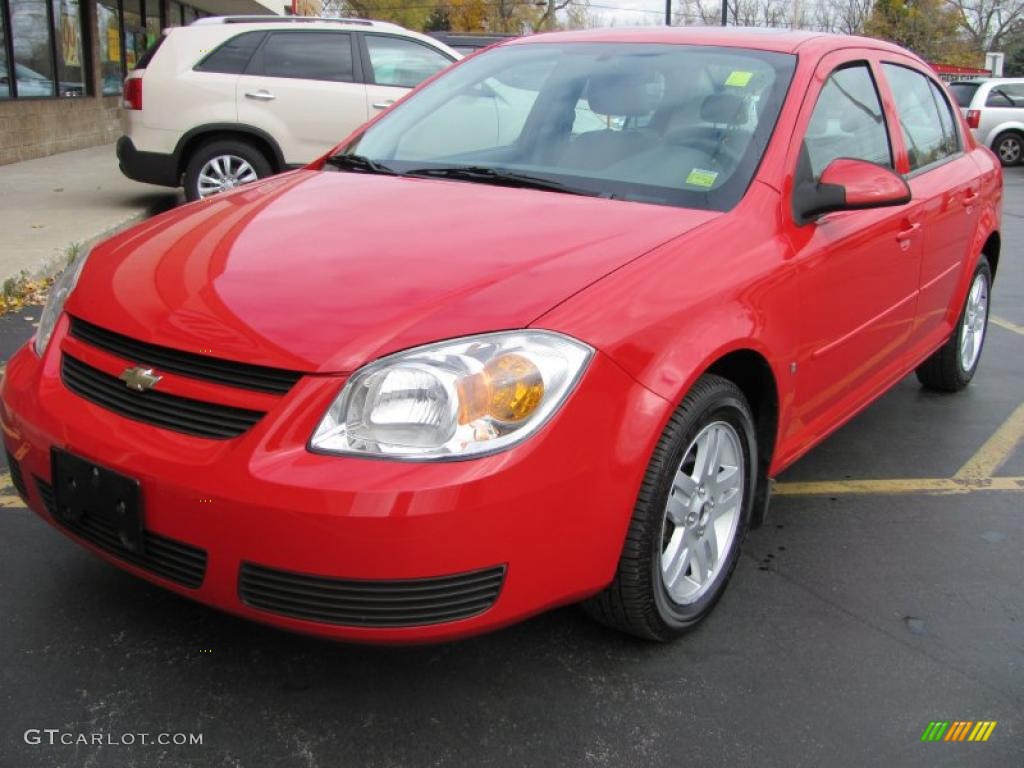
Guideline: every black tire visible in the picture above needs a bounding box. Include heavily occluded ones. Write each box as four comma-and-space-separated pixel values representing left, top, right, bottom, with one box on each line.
915, 256, 992, 392
993, 131, 1023, 167
584, 374, 758, 641
183, 139, 273, 202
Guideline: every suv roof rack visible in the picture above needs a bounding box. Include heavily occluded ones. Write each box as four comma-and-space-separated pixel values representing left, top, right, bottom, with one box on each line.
191, 15, 377, 26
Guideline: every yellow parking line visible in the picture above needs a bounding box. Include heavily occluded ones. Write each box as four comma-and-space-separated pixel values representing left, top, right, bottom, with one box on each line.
954, 402, 1024, 480
775, 476, 1024, 496
992, 315, 1024, 336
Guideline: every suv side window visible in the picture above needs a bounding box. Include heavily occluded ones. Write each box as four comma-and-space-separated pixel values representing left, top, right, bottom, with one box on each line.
194, 32, 265, 75
882, 63, 958, 171
260, 31, 355, 83
802, 63, 892, 180
986, 83, 1024, 107
364, 35, 451, 88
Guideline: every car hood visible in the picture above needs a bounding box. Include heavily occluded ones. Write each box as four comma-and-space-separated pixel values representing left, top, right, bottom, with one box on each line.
68, 170, 719, 373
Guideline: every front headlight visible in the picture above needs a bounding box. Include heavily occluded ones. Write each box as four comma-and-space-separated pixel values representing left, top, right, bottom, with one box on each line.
310, 330, 593, 460
34, 247, 91, 356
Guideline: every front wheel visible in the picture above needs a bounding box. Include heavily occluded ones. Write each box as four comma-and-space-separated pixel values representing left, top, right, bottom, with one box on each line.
584, 374, 757, 641
915, 256, 992, 392
184, 139, 273, 201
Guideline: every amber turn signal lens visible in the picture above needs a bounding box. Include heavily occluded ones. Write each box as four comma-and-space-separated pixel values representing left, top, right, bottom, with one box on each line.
457, 353, 545, 425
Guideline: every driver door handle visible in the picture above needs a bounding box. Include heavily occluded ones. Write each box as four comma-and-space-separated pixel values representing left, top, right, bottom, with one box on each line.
372, 100, 395, 110
896, 221, 921, 250
245, 90, 276, 101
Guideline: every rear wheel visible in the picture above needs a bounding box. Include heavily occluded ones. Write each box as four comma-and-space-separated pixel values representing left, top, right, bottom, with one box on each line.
993, 131, 1023, 167
916, 256, 991, 392
184, 139, 272, 201
584, 374, 757, 641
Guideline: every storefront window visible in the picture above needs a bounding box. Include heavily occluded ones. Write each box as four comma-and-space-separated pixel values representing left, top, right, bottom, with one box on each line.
52, 0, 86, 95
11, 0, 57, 97
96, 0, 121, 95
122, 0, 145, 69
0, 6, 9, 99
145, 0, 159, 48
166, 0, 182, 27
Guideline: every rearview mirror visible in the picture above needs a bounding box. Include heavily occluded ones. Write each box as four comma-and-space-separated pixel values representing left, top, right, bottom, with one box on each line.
793, 158, 911, 225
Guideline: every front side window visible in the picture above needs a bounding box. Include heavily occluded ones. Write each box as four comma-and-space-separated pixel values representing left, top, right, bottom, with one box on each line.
261, 31, 354, 83
801, 64, 891, 180
882, 63, 958, 171
341, 43, 796, 211
365, 35, 451, 89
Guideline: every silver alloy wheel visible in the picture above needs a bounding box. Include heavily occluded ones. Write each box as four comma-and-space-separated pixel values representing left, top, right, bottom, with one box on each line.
998, 136, 1022, 164
660, 421, 744, 605
959, 272, 989, 372
196, 154, 259, 198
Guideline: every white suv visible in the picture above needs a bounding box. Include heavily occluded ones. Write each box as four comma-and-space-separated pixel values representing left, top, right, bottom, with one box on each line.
117, 16, 459, 200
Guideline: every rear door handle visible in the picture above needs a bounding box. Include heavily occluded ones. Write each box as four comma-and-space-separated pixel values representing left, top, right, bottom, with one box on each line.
372, 100, 395, 110
245, 90, 275, 101
963, 188, 979, 209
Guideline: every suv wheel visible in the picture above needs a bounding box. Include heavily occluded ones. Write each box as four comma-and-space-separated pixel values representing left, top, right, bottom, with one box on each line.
993, 132, 1023, 167
184, 139, 273, 201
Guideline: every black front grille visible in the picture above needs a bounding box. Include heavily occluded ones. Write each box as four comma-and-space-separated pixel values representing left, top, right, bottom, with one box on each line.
69, 316, 303, 395
5, 450, 28, 501
239, 562, 506, 628
37, 478, 207, 588
62, 354, 265, 439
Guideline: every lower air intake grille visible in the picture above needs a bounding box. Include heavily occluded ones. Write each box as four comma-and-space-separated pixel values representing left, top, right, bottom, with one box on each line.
61, 354, 265, 439
6, 450, 28, 501
239, 562, 506, 628
37, 478, 207, 589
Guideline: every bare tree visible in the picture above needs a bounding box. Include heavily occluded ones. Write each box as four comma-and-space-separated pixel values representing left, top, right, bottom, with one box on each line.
949, 0, 1024, 50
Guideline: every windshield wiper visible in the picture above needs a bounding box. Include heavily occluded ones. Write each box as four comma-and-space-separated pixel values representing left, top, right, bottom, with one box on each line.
324, 153, 400, 176
405, 166, 601, 197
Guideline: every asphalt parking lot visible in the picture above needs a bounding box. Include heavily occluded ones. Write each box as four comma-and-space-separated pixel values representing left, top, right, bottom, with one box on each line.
1, 174, 1022, 768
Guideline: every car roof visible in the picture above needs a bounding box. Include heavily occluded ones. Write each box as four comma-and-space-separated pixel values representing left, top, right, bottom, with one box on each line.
506, 25, 914, 57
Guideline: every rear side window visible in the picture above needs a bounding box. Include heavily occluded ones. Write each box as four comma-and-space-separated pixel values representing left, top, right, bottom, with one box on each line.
802, 64, 892, 180
194, 32, 265, 75
882, 64, 958, 171
260, 31, 354, 83
985, 83, 1024, 107
365, 35, 452, 88
948, 82, 979, 108
135, 36, 165, 71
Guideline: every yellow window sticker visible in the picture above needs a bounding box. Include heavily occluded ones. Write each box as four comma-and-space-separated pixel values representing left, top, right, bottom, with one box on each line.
685, 169, 718, 188
725, 71, 753, 87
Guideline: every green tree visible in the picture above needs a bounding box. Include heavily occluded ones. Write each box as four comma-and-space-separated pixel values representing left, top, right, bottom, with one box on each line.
864, 0, 982, 66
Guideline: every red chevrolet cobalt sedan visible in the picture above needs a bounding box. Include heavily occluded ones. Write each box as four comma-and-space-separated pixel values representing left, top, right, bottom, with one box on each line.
2, 28, 1001, 643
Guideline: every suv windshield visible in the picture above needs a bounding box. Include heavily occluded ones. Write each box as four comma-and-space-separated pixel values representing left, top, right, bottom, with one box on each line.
336, 43, 796, 211
949, 82, 980, 108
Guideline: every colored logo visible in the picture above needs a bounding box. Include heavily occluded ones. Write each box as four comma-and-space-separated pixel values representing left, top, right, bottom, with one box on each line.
921, 721, 997, 742
119, 366, 162, 392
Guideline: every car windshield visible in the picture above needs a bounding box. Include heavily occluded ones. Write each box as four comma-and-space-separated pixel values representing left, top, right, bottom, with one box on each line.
949, 82, 980, 107
336, 42, 796, 211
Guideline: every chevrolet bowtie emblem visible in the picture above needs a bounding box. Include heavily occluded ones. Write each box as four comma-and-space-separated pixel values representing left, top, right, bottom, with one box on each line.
119, 366, 162, 392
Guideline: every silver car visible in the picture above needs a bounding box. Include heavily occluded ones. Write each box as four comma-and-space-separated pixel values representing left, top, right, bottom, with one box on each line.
950, 78, 1024, 166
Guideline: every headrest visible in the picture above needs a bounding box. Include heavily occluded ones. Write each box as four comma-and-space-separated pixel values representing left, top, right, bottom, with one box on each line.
586, 71, 658, 117
701, 92, 747, 125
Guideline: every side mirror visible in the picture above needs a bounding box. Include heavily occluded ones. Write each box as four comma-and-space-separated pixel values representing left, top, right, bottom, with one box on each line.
793, 158, 911, 225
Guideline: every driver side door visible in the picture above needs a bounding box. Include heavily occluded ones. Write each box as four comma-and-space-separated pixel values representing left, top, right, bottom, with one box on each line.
787, 53, 923, 436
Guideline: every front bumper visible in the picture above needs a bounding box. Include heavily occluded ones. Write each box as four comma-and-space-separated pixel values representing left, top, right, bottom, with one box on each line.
1, 321, 667, 643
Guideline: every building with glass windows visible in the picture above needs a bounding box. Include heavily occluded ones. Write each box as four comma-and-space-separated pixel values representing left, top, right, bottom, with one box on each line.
0, 0, 282, 163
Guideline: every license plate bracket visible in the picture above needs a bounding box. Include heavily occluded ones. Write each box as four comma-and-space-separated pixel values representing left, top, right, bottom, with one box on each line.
52, 449, 144, 554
